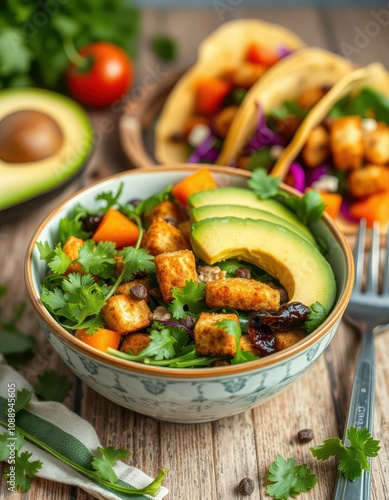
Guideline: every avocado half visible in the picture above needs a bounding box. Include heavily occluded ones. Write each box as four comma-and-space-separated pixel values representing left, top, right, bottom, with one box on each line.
0, 88, 93, 210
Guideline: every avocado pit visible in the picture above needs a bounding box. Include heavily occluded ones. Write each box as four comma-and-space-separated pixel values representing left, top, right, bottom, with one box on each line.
0, 110, 64, 163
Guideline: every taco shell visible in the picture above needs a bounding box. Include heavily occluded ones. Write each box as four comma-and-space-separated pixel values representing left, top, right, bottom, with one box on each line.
155, 19, 305, 164
272, 62, 389, 235
216, 47, 354, 167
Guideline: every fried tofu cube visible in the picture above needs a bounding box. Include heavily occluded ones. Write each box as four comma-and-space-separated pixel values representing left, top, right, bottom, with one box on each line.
330, 116, 363, 170
205, 278, 280, 311
223, 62, 267, 88
120, 332, 152, 355
101, 295, 152, 334
63, 236, 85, 275
363, 122, 389, 165
142, 217, 190, 256
240, 335, 261, 356
302, 125, 330, 168
116, 278, 152, 303
143, 200, 184, 227
274, 328, 305, 351
194, 312, 239, 357
348, 164, 389, 198
154, 249, 199, 303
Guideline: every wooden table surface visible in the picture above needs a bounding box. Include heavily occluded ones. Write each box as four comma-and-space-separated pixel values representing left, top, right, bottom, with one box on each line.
1, 6, 389, 500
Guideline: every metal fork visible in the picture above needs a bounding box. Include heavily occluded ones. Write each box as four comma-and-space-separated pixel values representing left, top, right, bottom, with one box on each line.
333, 219, 389, 500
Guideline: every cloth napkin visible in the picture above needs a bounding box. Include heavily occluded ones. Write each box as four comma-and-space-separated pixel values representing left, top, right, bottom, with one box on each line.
0, 356, 168, 500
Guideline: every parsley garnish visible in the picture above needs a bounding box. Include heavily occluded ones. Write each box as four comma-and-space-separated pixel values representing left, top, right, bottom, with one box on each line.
169, 280, 206, 319
310, 426, 380, 481
33, 370, 72, 403
266, 454, 318, 499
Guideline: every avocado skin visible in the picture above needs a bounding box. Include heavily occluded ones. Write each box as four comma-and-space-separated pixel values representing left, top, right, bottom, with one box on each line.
187, 187, 315, 243
190, 204, 316, 246
190, 216, 336, 314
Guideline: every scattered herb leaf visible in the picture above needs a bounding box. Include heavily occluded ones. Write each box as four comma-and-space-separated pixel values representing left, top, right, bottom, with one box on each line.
33, 370, 72, 403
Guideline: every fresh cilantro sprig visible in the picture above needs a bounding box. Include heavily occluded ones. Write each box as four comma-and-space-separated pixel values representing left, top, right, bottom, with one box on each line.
169, 280, 206, 319
247, 168, 325, 224
310, 426, 380, 481
266, 454, 318, 499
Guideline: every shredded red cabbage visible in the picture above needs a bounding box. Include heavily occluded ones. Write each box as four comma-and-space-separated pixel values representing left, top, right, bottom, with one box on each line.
159, 320, 194, 338
305, 164, 332, 187
243, 102, 286, 154
340, 198, 360, 222
188, 134, 220, 163
287, 162, 306, 192
277, 45, 293, 59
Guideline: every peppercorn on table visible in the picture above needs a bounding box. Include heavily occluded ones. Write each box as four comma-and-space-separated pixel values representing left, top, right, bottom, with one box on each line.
1, 6, 389, 500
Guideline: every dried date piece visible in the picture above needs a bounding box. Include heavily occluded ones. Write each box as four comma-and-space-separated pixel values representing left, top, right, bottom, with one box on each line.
250, 301, 310, 332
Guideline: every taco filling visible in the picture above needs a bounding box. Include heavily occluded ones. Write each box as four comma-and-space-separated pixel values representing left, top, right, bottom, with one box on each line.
170, 43, 294, 163
232, 85, 331, 172
281, 86, 389, 224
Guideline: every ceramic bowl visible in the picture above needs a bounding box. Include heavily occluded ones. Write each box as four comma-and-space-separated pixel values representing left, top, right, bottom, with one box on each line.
25, 165, 353, 423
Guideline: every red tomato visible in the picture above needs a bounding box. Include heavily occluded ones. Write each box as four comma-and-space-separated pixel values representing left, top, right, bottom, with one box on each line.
245, 43, 280, 67
66, 42, 133, 107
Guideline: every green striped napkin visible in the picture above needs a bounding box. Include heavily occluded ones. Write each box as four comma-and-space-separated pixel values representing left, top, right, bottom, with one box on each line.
0, 356, 168, 499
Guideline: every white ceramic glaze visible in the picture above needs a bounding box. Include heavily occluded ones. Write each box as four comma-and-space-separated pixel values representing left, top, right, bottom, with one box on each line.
25, 166, 353, 423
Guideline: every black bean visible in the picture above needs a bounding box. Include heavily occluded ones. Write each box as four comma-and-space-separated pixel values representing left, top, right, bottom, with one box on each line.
130, 284, 148, 300
238, 477, 255, 496
82, 213, 103, 232
235, 267, 251, 279
297, 428, 314, 443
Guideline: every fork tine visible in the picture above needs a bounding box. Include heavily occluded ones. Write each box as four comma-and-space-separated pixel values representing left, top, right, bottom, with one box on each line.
383, 225, 389, 295
353, 218, 366, 292
366, 221, 380, 294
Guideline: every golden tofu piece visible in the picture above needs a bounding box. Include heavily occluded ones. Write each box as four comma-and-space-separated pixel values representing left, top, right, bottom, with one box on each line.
274, 328, 305, 351
143, 200, 184, 227
63, 236, 85, 275
302, 125, 330, 168
223, 62, 267, 88
120, 332, 151, 355
142, 217, 190, 256
116, 278, 152, 303
240, 335, 261, 356
101, 295, 152, 334
205, 278, 280, 311
348, 164, 389, 198
330, 116, 363, 170
194, 312, 239, 357
154, 249, 198, 303
363, 122, 389, 165
296, 86, 327, 109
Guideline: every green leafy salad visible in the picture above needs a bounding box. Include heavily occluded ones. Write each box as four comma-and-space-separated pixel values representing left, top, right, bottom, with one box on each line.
37, 168, 334, 368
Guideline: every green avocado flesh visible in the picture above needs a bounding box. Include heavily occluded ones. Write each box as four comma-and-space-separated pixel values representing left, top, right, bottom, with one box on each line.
0, 88, 93, 210
191, 216, 336, 313
187, 187, 315, 244
190, 204, 316, 247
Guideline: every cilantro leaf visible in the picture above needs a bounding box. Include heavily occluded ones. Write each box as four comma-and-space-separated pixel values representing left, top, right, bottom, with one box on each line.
118, 247, 155, 282
279, 189, 325, 225
40, 274, 109, 331
15, 388, 32, 413
266, 454, 318, 499
91, 445, 131, 483
305, 302, 327, 333
247, 149, 275, 171
33, 370, 72, 402
95, 183, 124, 212
169, 281, 206, 319
47, 244, 72, 275
132, 185, 173, 216
0, 431, 25, 461
247, 168, 281, 198
58, 217, 91, 244
12, 451, 42, 492
76, 240, 116, 279
269, 99, 308, 121
310, 426, 380, 481
329, 87, 389, 125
